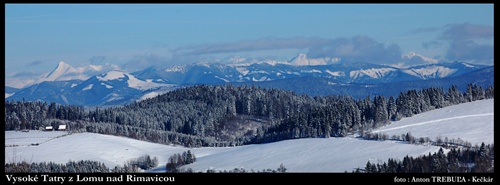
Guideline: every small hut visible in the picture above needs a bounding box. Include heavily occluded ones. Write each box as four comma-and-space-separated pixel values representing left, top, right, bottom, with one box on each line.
44, 126, 53, 131
58, 125, 67, 131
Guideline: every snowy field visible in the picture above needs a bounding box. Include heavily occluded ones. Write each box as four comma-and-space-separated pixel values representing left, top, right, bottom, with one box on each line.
5, 131, 195, 166
372, 99, 494, 145
4, 99, 494, 172
5, 130, 69, 147
183, 137, 440, 172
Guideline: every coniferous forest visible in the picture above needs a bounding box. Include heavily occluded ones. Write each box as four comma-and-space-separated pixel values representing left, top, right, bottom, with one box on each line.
359, 142, 494, 173
3, 83, 494, 173
5, 83, 493, 148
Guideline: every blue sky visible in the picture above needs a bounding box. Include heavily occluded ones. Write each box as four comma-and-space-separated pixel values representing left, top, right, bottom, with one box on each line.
5, 4, 494, 77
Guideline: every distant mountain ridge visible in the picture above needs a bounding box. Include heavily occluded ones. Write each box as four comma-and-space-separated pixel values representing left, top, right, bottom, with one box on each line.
9, 61, 122, 89
228, 66, 494, 99
7, 69, 175, 106
135, 59, 488, 85
5, 53, 493, 106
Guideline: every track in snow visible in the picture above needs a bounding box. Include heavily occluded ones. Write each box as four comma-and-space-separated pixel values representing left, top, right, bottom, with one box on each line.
373, 113, 494, 133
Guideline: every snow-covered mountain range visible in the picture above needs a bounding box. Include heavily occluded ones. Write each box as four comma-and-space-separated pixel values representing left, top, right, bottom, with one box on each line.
61, 70, 175, 106
6, 63, 175, 106
36, 61, 121, 85
136, 54, 488, 85
5, 54, 493, 106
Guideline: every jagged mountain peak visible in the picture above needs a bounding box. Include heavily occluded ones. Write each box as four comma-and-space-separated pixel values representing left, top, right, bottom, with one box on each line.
44, 61, 77, 80
6, 57, 492, 106
57, 61, 70, 68
29, 61, 124, 87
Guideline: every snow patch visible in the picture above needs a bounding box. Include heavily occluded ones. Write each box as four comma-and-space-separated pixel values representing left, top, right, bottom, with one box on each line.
101, 83, 113, 89
198, 62, 212, 68
97, 71, 126, 81
285, 71, 301, 75
96, 71, 170, 91
82, 84, 93, 91
248, 70, 269, 75
325, 70, 344, 77
403, 66, 457, 79
137, 88, 175, 102
228, 63, 251, 67
127, 75, 173, 91
300, 69, 322, 73
139, 92, 160, 101
70, 83, 78, 88
252, 77, 267, 82
350, 68, 396, 79
462, 63, 475, 68
103, 93, 123, 102
5, 93, 14, 98
165, 65, 186, 72
235, 67, 250, 76
215, 76, 230, 82
127, 75, 151, 90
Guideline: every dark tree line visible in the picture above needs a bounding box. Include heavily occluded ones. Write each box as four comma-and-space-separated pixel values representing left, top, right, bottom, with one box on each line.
5, 156, 164, 173
5, 83, 493, 147
209, 163, 287, 173
4, 160, 118, 173
127, 154, 159, 170
361, 131, 474, 149
166, 150, 196, 173
359, 142, 494, 173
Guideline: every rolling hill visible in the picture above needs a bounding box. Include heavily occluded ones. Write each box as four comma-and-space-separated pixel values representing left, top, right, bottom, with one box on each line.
4, 99, 493, 172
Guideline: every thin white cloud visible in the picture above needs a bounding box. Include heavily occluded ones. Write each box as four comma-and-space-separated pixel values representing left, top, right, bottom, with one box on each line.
174, 37, 330, 56
172, 36, 404, 65
307, 35, 403, 64
440, 23, 493, 41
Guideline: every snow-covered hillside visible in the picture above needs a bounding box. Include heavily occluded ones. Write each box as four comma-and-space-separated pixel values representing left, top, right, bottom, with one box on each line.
4, 131, 440, 172
4, 99, 494, 172
94, 70, 171, 91
184, 137, 440, 172
372, 99, 494, 145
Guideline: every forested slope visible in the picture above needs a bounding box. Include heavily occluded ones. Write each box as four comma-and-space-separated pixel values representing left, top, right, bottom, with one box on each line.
5, 83, 493, 147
